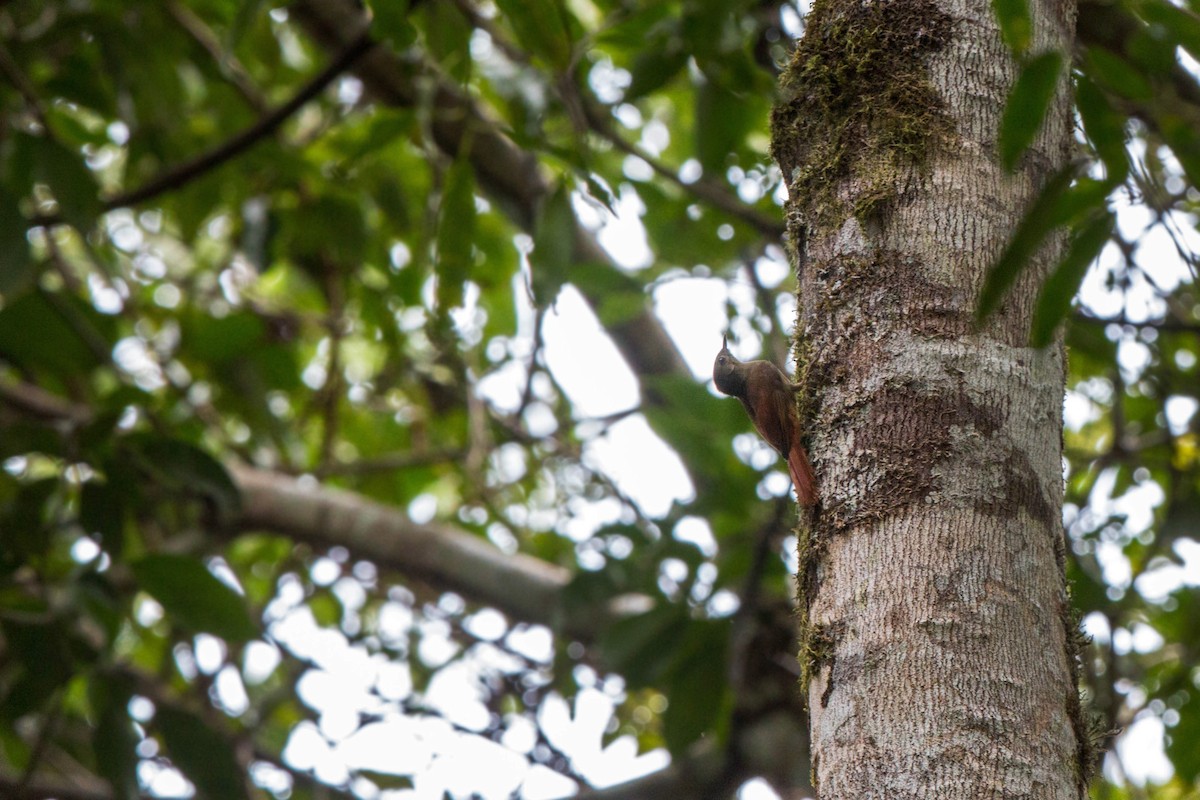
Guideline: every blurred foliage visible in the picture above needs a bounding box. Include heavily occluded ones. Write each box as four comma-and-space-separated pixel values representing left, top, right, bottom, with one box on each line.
0, 0, 1196, 798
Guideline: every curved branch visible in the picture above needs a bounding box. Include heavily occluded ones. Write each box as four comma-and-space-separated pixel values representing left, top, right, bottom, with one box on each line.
108, 30, 373, 211
227, 464, 574, 629
0, 380, 616, 638
29, 27, 376, 228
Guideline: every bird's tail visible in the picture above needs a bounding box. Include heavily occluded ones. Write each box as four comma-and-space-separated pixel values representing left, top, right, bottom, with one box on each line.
788, 443, 818, 508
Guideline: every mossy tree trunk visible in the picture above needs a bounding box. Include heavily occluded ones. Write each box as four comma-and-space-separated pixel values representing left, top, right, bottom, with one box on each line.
771, 0, 1088, 796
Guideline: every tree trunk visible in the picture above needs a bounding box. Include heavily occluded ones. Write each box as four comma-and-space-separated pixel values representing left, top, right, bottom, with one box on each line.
771, 0, 1088, 796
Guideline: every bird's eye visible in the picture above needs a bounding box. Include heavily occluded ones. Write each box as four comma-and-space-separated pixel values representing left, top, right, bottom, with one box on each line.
718, 356, 726, 364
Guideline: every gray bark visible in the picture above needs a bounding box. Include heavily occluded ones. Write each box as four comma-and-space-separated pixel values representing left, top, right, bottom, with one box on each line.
773, 0, 1086, 795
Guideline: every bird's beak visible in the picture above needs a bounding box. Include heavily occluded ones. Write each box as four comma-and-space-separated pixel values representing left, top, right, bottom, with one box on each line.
722, 334, 728, 350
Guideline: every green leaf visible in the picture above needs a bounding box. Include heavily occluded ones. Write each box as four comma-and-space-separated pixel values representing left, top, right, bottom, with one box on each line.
597, 604, 688, 687
662, 620, 729, 756
288, 194, 368, 267
1075, 76, 1128, 182
1125, 26, 1179, 77
583, 174, 617, 215
696, 81, 753, 175
32, 137, 103, 230
75, 571, 122, 648
1029, 212, 1114, 346
976, 164, 1075, 321
182, 311, 267, 364
597, 2, 673, 48
641, 374, 759, 499
529, 183, 576, 306
1138, 0, 1200, 64
625, 42, 688, 101
0, 477, 58, 564
592, 285, 649, 328
415, 1, 472, 82
366, 0, 416, 49
998, 51, 1064, 172
132, 554, 258, 642
435, 157, 476, 311
80, 480, 127, 558
90, 675, 140, 800
0, 290, 108, 377
1083, 47, 1153, 101
122, 434, 241, 524
992, 0, 1032, 55
1167, 691, 1200, 782
1158, 114, 1200, 189
156, 706, 248, 800
43, 103, 108, 149
494, 0, 574, 70
309, 590, 342, 628
0, 619, 74, 720
0, 190, 33, 297
228, 0, 267, 50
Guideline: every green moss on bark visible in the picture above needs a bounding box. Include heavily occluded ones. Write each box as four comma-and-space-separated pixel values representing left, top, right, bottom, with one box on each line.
769, 0, 955, 231
797, 617, 841, 703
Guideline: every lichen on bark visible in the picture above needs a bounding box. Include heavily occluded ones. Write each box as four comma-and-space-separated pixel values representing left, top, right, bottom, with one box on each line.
769, 0, 956, 231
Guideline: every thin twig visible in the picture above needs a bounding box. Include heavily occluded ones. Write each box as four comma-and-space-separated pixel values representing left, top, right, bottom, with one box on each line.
29, 30, 376, 228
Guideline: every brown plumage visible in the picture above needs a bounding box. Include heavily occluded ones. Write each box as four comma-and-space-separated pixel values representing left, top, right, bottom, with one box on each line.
712, 336, 817, 507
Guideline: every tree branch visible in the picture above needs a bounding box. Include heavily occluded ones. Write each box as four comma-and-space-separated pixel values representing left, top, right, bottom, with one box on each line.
107, 29, 373, 211
227, 463, 576, 630
0, 380, 617, 637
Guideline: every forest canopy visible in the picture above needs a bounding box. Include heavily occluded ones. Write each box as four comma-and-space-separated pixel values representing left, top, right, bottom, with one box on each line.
1, 0, 1200, 798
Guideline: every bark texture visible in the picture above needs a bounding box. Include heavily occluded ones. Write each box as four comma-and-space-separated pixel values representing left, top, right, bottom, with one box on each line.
771, 0, 1085, 796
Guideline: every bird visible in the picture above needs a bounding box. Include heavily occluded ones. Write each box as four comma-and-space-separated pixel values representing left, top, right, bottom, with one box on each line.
713, 335, 817, 507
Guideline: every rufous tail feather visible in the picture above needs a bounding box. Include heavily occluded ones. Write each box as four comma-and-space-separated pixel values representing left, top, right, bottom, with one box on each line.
788, 443, 818, 507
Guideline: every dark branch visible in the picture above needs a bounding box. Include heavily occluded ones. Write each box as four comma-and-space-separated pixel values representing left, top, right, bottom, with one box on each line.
107, 30, 373, 211
29, 29, 376, 228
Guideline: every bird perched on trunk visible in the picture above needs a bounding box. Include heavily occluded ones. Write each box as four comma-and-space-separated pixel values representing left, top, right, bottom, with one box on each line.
713, 336, 817, 507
